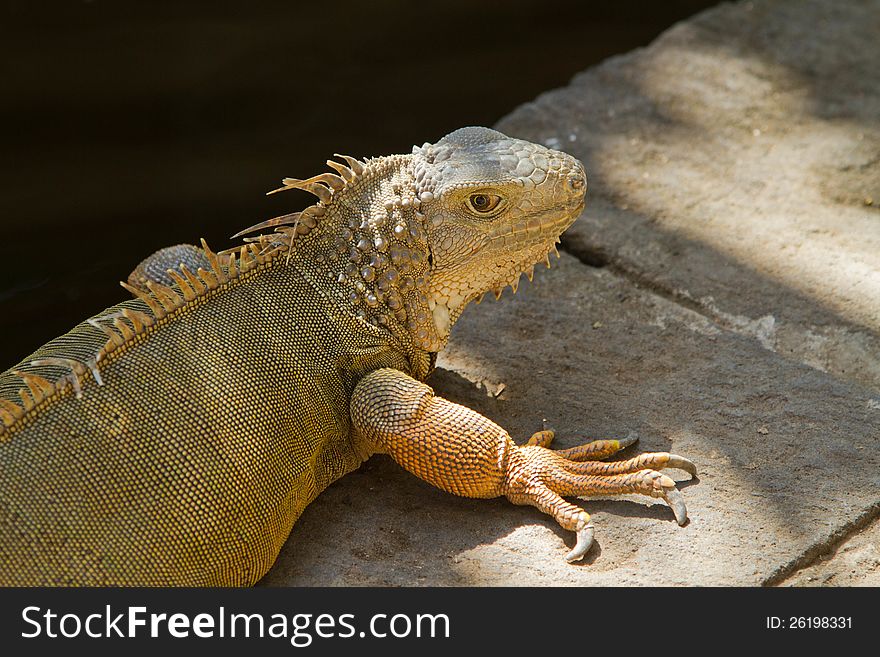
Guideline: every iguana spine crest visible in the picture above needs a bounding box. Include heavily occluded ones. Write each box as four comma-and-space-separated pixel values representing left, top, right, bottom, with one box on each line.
0, 154, 377, 437
0, 240, 275, 437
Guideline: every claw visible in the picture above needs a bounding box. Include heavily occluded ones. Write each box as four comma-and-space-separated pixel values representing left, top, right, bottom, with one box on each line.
618, 431, 639, 450
664, 487, 689, 526
665, 454, 698, 477
564, 524, 595, 562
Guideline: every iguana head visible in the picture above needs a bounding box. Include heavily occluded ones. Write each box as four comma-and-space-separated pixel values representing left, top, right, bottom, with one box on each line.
412, 127, 586, 341
247, 126, 585, 360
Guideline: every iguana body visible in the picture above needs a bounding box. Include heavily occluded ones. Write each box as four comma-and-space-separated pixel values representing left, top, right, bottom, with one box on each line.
0, 127, 694, 585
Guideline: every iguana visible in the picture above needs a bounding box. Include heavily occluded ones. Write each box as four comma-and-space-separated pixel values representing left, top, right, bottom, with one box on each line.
0, 127, 695, 585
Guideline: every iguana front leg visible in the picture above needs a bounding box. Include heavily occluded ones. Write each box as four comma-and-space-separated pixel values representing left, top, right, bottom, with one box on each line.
351, 368, 696, 562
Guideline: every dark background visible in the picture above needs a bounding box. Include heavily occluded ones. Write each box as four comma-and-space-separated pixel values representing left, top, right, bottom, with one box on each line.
0, 0, 718, 366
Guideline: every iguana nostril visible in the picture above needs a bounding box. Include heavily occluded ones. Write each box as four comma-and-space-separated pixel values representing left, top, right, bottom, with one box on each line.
568, 174, 586, 192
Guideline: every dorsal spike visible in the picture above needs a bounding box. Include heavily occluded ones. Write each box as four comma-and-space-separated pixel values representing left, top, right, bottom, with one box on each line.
86, 359, 104, 386
335, 154, 365, 176
231, 212, 302, 239
196, 267, 219, 290
29, 358, 87, 400
238, 245, 254, 272
309, 172, 346, 191
226, 249, 239, 279
87, 318, 125, 348
120, 281, 166, 319
266, 180, 297, 196
326, 159, 355, 182
18, 387, 35, 412
255, 235, 284, 258
113, 317, 136, 341
199, 237, 214, 257
29, 357, 87, 377
120, 308, 153, 332
167, 269, 196, 302
12, 371, 55, 404
0, 398, 23, 426
275, 226, 297, 242
0, 398, 24, 419
300, 182, 332, 204
145, 281, 183, 312
199, 238, 227, 285
298, 208, 318, 229
267, 177, 334, 203
179, 265, 206, 296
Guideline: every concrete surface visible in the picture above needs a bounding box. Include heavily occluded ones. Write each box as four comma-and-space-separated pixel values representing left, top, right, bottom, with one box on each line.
782, 517, 880, 587
262, 0, 880, 586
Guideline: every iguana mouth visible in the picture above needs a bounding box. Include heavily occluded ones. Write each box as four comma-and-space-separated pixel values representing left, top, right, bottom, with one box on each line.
487, 202, 583, 246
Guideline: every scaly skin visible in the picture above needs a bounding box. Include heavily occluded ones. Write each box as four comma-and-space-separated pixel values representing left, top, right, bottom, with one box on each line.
0, 127, 695, 585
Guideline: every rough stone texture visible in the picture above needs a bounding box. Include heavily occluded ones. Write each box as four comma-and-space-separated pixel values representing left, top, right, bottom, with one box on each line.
782, 517, 880, 587
262, 0, 880, 585
498, 0, 880, 394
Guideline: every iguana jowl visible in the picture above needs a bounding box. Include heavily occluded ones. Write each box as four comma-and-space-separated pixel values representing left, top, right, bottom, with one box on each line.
0, 127, 695, 585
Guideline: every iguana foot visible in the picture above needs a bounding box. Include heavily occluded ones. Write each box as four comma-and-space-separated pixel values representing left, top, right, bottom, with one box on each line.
351, 368, 697, 563
509, 429, 696, 561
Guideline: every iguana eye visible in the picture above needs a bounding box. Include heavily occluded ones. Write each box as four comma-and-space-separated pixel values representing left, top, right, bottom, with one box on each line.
467, 193, 502, 214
